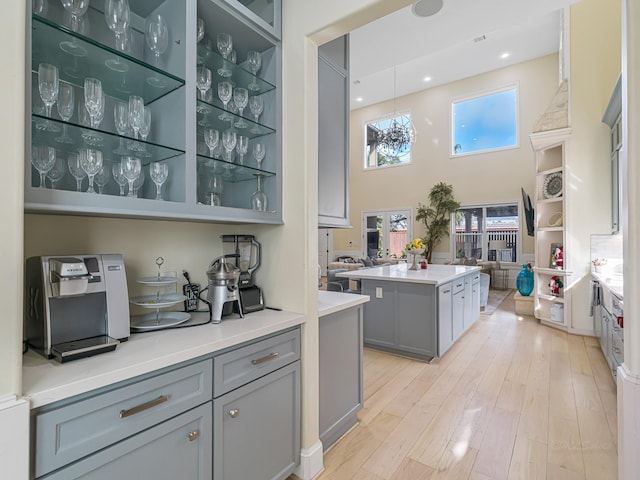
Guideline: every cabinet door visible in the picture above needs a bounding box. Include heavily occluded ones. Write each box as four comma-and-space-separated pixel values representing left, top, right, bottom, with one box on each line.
318, 35, 349, 227
471, 277, 480, 326
452, 290, 465, 340
396, 283, 437, 358
43, 403, 212, 480
214, 362, 300, 480
438, 284, 453, 355
361, 280, 396, 348
463, 275, 473, 330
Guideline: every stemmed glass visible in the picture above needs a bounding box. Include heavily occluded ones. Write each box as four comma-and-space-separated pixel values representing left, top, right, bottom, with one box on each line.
94, 162, 111, 194
113, 101, 129, 155
196, 67, 212, 102
132, 170, 145, 197
59, 0, 89, 57
38, 63, 59, 131
249, 95, 263, 123
217, 81, 232, 119
55, 82, 74, 143
84, 78, 103, 128
33, 0, 49, 15
128, 95, 145, 148
205, 172, 223, 206
246, 50, 262, 91
139, 107, 151, 141
121, 156, 141, 197
79, 148, 103, 194
236, 135, 249, 165
68, 154, 86, 191
251, 174, 267, 211
197, 18, 205, 43
104, 0, 131, 72
145, 13, 168, 86
31, 145, 56, 188
150, 162, 168, 200
233, 88, 248, 128
46, 156, 66, 189
216, 33, 233, 77
112, 162, 128, 195
222, 130, 237, 162
204, 128, 219, 158
253, 142, 266, 169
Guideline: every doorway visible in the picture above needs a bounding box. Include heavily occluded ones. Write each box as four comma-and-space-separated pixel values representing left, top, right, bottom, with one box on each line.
362, 209, 412, 259
318, 228, 333, 275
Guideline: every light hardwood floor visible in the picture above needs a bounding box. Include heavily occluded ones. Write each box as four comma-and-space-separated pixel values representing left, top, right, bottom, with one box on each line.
315, 292, 618, 480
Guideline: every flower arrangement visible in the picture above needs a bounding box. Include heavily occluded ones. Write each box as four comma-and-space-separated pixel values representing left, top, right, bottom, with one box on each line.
592, 258, 607, 267
405, 238, 424, 251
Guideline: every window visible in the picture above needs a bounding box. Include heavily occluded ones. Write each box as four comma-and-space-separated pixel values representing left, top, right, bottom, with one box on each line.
362, 209, 412, 259
451, 85, 518, 156
453, 203, 520, 262
364, 114, 412, 169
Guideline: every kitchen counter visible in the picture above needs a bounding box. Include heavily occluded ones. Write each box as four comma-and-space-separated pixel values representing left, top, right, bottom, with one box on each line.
592, 270, 624, 300
318, 290, 370, 317
337, 263, 481, 285
23, 309, 305, 409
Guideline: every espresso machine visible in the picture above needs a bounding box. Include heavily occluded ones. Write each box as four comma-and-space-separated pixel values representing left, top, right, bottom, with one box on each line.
221, 235, 264, 312
25, 255, 130, 362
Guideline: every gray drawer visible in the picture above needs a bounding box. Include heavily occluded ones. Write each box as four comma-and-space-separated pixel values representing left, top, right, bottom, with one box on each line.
35, 359, 212, 477
214, 329, 300, 397
452, 279, 465, 294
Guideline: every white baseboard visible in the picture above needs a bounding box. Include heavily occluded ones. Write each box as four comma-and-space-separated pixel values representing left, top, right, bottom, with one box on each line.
0, 395, 29, 480
617, 366, 640, 480
294, 439, 324, 480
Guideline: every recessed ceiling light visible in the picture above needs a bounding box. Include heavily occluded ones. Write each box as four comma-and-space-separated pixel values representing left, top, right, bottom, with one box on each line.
501, 52, 510, 59
423, 76, 432, 82
412, 0, 444, 17
356, 97, 363, 102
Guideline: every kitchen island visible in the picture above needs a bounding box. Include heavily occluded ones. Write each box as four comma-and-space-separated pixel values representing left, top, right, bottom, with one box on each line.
338, 264, 481, 360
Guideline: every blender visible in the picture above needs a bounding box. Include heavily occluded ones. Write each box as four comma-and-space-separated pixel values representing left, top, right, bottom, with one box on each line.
221, 234, 264, 312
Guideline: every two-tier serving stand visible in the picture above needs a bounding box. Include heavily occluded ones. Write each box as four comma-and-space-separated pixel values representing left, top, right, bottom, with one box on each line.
129, 257, 190, 331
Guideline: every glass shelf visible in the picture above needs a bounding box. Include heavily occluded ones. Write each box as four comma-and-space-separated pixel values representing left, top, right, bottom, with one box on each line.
32, 15, 184, 104
31, 114, 184, 166
197, 45, 275, 95
196, 155, 274, 183
196, 100, 275, 138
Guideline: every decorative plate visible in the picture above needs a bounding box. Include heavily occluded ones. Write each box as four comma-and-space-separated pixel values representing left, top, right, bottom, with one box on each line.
547, 211, 563, 227
543, 172, 563, 198
129, 293, 187, 308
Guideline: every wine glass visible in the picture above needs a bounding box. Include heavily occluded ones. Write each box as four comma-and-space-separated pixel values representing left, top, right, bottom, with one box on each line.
132, 169, 145, 197
31, 145, 56, 188
121, 156, 141, 197
236, 135, 248, 165
249, 95, 263, 123
150, 162, 168, 200
216, 33, 233, 77
197, 18, 205, 43
128, 95, 144, 139
79, 148, 103, 194
233, 88, 248, 128
33, 0, 49, 16
94, 162, 111, 194
113, 100, 129, 154
196, 67, 212, 101
253, 142, 266, 169
251, 174, 267, 211
217, 81, 233, 120
38, 63, 59, 127
104, 0, 131, 72
93, 91, 106, 129
84, 78, 103, 128
55, 82, 74, 143
145, 13, 168, 65
246, 50, 262, 91
59, 0, 89, 57
222, 130, 237, 162
139, 107, 151, 141
204, 128, 219, 158
205, 172, 223, 206
67, 153, 86, 191
112, 161, 128, 195
46, 156, 66, 189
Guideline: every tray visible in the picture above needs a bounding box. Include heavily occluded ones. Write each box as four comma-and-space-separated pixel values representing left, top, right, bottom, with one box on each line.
136, 276, 178, 286
130, 311, 191, 331
129, 293, 187, 308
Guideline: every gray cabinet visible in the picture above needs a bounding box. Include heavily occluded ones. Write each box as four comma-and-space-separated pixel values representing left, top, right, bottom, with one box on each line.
318, 35, 350, 228
438, 272, 480, 356
43, 403, 212, 480
452, 280, 464, 340
361, 279, 437, 360
464, 272, 480, 329
26, 0, 282, 224
319, 305, 363, 449
438, 284, 453, 355
603, 74, 622, 233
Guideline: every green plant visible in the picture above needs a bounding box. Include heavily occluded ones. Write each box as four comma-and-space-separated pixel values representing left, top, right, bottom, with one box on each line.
416, 182, 461, 263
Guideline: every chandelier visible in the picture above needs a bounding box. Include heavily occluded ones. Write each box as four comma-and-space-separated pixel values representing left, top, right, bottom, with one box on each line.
375, 67, 416, 157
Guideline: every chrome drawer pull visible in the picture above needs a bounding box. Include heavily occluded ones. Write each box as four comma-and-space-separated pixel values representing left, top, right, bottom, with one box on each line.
119, 395, 169, 418
229, 408, 239, 418
251, 352, 279, 365
188, 431, 200, 442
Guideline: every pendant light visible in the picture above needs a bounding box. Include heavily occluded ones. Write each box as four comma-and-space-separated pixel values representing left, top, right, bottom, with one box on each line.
375, 66, 416, 157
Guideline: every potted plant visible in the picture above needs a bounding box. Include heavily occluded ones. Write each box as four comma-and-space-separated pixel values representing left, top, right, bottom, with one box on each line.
592, 258, 607, 273
416, 182, 460, 263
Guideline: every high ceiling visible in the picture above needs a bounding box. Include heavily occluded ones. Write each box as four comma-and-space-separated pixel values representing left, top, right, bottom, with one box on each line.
349, 0, 579, 110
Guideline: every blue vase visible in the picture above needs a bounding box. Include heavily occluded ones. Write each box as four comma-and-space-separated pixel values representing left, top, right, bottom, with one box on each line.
516, 264, 534, 296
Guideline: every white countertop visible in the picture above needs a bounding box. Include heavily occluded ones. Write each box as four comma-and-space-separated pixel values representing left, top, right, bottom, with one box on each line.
336, 263, 481, 285
318, 290, 370, 317
592, 270, 624, 300
23, 309, 305, 409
